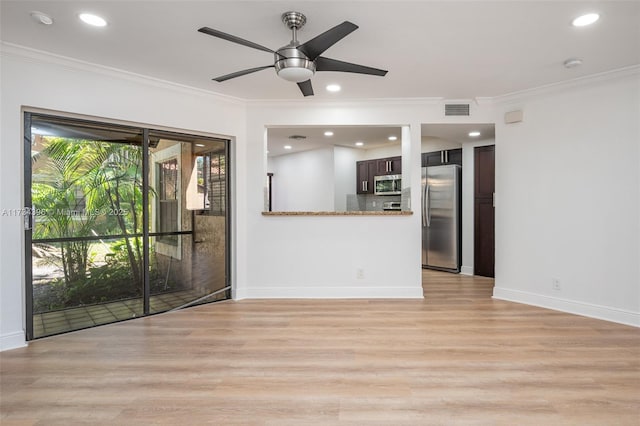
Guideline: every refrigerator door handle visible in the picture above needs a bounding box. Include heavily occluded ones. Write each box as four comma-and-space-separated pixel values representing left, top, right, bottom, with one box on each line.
422, 184, 427, 227
425, 184, 431, 227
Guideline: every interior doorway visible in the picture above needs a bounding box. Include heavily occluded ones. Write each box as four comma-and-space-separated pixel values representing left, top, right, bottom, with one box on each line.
24, 113, 231, 339
420, 123, 495, 278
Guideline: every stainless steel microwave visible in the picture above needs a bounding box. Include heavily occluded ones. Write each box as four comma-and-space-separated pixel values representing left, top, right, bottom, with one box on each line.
374, 174, 402, 195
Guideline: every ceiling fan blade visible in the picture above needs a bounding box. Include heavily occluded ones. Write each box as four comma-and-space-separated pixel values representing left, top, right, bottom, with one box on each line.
213, 65, 274, 82
298, 21, 358, 60
316, 56, 388, 76
297, 79, 314, 97
198, 27, 274, 53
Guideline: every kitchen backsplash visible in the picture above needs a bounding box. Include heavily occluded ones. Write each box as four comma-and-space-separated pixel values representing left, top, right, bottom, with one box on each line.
347, 194, 402, 212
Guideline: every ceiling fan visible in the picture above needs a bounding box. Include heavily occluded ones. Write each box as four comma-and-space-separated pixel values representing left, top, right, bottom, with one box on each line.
198, 11, 388, 97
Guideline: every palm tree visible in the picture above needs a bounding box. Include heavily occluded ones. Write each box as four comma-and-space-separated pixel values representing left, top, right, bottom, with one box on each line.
33, 137, 145, 289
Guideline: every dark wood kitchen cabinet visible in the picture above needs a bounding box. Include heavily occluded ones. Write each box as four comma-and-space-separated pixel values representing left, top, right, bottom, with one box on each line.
356, 160, 376, 194
376, 156, 402, 175
474, 145, 495, 278
421, 148, 462, 167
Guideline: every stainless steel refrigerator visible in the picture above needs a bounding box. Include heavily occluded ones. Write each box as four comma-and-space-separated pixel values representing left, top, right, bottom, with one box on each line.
422, 164, 461, 272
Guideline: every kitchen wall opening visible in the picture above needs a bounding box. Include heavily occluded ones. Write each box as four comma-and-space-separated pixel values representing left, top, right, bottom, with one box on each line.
24, 112, 231, 339
265, 125, 409, 213
420, 123, 495, 277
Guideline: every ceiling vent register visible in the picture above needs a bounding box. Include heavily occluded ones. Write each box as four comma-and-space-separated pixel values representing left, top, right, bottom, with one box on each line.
445, 104, 470, 116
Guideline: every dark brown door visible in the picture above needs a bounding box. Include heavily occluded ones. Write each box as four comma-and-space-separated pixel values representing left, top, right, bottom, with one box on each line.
474, 145, 495, 277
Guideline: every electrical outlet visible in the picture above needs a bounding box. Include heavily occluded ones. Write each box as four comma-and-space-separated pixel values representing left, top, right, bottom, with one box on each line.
552, 278, 561, 291
356, 268, 364, 279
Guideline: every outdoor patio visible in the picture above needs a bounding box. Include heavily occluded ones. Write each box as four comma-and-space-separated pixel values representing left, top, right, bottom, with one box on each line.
33, 289, 208, 338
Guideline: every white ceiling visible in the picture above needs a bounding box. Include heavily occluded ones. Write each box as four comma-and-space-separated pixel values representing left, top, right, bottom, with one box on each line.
1, 1, 639, 101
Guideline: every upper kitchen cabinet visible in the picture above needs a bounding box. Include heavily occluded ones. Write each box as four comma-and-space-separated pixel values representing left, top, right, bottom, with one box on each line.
422, 148, 462, 167
356, 160, 376, 194
376, 156, 402, 176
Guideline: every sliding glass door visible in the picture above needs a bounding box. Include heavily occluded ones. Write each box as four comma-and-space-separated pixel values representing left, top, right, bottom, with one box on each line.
147, 131, 229, 313
25, 113, 230, 339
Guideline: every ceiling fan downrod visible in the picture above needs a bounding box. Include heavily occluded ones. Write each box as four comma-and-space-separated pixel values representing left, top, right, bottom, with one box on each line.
282, 11, 307, 44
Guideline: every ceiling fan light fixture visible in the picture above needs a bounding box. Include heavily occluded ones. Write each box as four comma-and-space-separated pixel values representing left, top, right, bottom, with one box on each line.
276, 66, 315, 83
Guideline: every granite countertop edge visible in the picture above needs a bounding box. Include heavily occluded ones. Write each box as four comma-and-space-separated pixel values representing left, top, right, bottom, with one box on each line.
262, 211, 413, 216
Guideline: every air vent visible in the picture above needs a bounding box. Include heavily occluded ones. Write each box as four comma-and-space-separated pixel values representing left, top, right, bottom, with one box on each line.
445, 104, 470, 116
288, 135, 307, 140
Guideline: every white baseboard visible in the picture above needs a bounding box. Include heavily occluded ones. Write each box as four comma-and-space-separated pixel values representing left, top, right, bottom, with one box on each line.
493, 287, 640, 327
241, 286, 424, 299
460, 266, 474, 276
1, 330, 27, 351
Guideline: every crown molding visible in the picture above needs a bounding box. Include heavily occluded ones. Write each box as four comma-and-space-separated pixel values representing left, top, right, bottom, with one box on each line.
0, 42, 246, 106
492, 64, 640, 105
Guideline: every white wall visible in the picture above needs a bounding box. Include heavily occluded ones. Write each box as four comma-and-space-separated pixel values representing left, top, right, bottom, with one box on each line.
493, 70, 640, 326
361, 142, 402, 160
421, 137, 462, 153
460, 138, 495, 275
269, 147, 335, 211
0, 45, 247, 350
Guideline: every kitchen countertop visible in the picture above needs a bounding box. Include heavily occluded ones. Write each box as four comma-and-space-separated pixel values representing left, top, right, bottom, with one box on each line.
262, 211, 413, 216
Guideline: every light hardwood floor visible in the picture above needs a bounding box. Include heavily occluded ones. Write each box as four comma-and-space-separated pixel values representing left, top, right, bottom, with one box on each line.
1, 270, 639, 425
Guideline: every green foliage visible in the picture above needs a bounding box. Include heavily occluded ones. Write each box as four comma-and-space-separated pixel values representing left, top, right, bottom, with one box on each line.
32, 136, 146, 311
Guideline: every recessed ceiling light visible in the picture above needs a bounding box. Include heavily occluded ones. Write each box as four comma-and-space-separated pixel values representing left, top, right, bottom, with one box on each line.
572, 13, 599, 27
324, 131, 334, 137
30, 11, 54, 25
563, 58, 583, 68
284, 145, 292, 150
326, 84, 341, 93
388, 136, 397, 141
468, 131, 481, 137
195, 143, 205, 147
355, 141, 364, 146
79, 13, 107, 27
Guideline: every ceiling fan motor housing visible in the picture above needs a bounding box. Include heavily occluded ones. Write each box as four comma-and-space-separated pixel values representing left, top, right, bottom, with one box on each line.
275, 43, 316, 82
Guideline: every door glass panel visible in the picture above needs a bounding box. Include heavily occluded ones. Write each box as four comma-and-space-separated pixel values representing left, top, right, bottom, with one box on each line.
147, 136, 228, 313
30, 115, 144, 338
